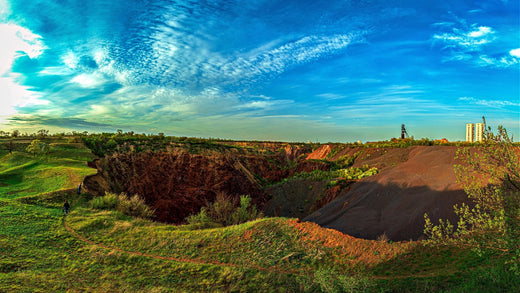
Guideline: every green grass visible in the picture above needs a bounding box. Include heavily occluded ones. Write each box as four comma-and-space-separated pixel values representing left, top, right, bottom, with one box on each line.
0, 140, 517, 292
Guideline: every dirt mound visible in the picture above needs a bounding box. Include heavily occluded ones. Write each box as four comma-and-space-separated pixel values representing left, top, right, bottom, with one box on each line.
304, 146, 469, 241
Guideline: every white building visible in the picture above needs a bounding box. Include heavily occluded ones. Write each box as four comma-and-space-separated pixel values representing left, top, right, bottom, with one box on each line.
475, 123, 485, 142
466, 123, 475, 142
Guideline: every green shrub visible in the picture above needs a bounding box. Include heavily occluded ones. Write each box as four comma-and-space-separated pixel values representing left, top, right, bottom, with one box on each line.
185, 208, 221, 229
231, 195, 262, 225
286, 166, 379, 187
206, 193, 237, 226
186, 194, 263, 228
90, 192, 118, 209
90, 192, 154, 219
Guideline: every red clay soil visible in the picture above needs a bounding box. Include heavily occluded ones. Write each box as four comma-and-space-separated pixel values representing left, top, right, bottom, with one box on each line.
304, 146, 470, 241
83, 148, 328, 223
306, 144, 332, 160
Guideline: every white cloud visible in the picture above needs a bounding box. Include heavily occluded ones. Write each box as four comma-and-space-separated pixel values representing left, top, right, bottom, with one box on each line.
433, 25, 495, 51
234, 99, 294, 110
0, 23, 46, 74
146, 9, 365, 88
60, 46, 130, 88
459, 97, 520, 108
0, 23, 47, 122
0, 0, 10, 20
70, 72, 106, 88
238, 34, 357, 77
62, 51, 78, 69
510, 48, 520, 58
317, 93, 347, 100
467, 26, 493, 38
432, 20, 518, 68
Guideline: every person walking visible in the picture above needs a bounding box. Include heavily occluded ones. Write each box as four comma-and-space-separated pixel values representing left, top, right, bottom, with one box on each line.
77, 183, 82, 195
63, 201, 70, 216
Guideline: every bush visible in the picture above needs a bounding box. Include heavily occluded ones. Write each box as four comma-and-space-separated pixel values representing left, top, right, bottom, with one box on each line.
90, 192, 118, 209
231, 195, 262, 225
424, 122, 520, 273
185, 208, 220, 230
90, 192, 155, 219
186, 194, 263, 228
206, 193, 238, 226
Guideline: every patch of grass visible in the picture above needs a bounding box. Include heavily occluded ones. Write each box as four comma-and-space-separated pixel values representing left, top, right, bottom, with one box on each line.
90, 192, 155, 219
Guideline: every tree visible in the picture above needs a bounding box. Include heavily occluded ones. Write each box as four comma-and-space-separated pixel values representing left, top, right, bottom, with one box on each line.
37, 129, 49, 138
12, 130, 19, 138
424, 122, 520, 269
26, 139, 42, 157
40, 141, 50, 156
26, 139, 51, 157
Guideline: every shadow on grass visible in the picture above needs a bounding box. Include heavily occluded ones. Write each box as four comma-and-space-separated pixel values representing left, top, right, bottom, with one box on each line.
367, 240, 519, 292
16, 189, 93, 209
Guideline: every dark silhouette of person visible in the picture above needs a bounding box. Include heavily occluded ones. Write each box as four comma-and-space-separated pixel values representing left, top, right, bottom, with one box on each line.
64, 201, 70, 215
77, 183, 82, 195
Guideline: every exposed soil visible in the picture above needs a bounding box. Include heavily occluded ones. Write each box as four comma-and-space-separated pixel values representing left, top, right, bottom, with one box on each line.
84, 145, 328, 223
304, 146, 469, 241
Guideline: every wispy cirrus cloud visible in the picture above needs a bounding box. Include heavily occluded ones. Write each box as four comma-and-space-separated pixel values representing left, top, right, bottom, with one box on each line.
5, 0, 368, 135
459, 97, 520, 108
145, 19, 365, 88
433, 23, 495, 52
329, 84, 452, 121
432, 17, 519, 68
219, 34, 362, 84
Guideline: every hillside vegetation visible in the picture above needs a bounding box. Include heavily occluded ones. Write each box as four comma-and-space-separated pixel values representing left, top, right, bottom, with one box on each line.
0, 136, 517, 292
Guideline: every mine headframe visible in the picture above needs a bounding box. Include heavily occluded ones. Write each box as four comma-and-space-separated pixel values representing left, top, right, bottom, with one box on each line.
401, 124, 409, 139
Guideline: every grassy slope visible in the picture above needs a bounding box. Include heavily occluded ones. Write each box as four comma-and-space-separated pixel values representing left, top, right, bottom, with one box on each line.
0, 141, 517, 292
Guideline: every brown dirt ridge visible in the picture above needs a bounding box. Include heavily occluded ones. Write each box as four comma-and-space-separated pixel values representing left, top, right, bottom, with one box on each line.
304, 146, 469, 241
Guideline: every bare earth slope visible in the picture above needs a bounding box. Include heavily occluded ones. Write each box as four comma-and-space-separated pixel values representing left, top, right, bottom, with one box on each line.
83, 146, 328, 223
304, 146, 469, 241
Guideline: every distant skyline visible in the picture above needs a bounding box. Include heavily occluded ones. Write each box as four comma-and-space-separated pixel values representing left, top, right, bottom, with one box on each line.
0, 0, 518, 142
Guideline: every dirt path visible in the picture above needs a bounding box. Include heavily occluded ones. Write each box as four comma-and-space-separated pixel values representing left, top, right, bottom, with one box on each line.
62, 218, 301, 275
63, 218, 452, 281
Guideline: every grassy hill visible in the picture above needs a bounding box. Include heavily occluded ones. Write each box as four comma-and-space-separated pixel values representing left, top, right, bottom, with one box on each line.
0, 139, 517, 292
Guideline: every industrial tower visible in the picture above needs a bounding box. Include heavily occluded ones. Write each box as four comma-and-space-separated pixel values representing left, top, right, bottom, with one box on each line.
401, 124, 409, 139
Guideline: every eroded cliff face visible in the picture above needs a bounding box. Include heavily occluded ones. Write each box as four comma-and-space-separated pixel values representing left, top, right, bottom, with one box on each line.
84, 145, 328, 223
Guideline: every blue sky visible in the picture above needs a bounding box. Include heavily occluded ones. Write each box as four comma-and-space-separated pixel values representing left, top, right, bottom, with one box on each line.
0, 0, 518, 142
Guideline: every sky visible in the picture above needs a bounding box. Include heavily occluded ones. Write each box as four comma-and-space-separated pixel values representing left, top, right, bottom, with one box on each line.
0, 0, 518, 142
